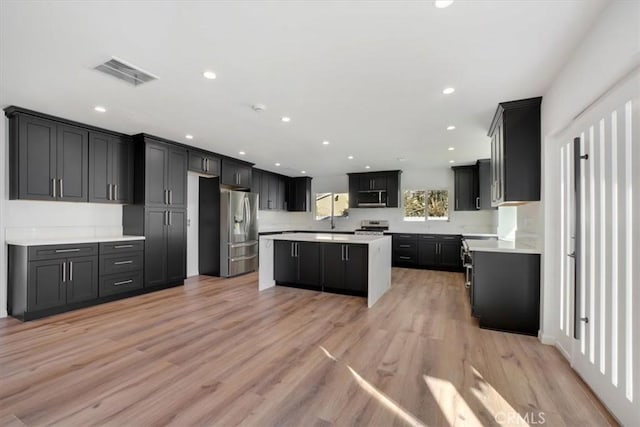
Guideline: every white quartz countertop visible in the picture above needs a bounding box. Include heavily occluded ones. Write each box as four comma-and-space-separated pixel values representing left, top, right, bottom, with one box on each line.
466, 239, 540, 254
6, 235, 146, 246
461, 233, 498, 238
261, 232, 390, 245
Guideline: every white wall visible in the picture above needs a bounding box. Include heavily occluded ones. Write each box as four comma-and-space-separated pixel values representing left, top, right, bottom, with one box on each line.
186, 173, 199, 277
540, 0, 640, 345
258, 166, 498, 234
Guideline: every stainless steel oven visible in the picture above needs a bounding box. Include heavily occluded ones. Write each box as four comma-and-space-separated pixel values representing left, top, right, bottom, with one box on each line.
357, 190, 387, 207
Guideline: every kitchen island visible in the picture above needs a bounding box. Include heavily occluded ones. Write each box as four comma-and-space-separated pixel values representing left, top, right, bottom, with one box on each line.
259, 233, 392, 307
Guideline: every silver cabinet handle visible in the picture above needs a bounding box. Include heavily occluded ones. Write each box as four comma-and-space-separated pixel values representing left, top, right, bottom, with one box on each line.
107, 184, 112, 200
164, 210, 168, 225
341, 245, 345, 261
291, 242, 295, 257
114, 260, 133, 265
169, 210, 172, 226
476, 197, 480, 210
169, 190, 173, 205
114, 244, 134, 249
399, 244, 411, 248
69, 261, 73, 281
62, 261, 66, 282
59, 179, 63, 198
114, 184, 118, 200
346, 245, 349, 261
202, 158, 206, 172
55, 248, 80, 253
399, 256, 411, 260
52, 178, 57, 198
114, 279, 133, 286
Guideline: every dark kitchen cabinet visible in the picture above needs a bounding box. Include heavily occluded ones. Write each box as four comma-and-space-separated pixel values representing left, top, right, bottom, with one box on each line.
322, 243, 368, 295
476, 159, 495, 210
141, 138, 187, 209
65, 256, 99, 304
417, 238, 438, 266
188, 150, 221, 176
287, 177, 312, 212
392, 234, 463, 271
166, 209, 187, 283
7, 112, 89, 202
274, 240, 321, 289
472, 251, 540, 335
221, 158, 252, 188
9, 243, 99, 320
392, 234, 418, 267
253, 169, 288, 211
348, 170, 401, 208
89, 131, 134, 204
488, 97, 542, 206
139, 208, 186, 288
452, 165, 479, 211
439, 240, 462, 269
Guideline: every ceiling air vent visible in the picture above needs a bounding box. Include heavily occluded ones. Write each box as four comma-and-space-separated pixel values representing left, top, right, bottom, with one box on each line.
94, 57, 158, 86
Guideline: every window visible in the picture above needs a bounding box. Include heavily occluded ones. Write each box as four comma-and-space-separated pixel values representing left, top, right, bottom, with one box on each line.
403, 189, 449, 221
315, 193, 349, 221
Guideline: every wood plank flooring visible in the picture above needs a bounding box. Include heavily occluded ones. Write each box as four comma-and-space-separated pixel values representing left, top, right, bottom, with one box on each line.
0, 268, 617, 426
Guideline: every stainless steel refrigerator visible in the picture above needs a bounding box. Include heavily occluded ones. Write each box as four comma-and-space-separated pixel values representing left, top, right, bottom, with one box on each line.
220, 189, 259, 277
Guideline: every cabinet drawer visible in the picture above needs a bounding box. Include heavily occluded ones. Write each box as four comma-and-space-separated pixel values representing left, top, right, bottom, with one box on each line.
100, 252, 143, 275
394, 249, 418, 265
99, 271, 143, 297
28, 243, 98, 261
99, 240, 144, 255
392, 233, 417, 241
438, 234, 461, 241
393, 240, 417, 251
420, 234, 439, 240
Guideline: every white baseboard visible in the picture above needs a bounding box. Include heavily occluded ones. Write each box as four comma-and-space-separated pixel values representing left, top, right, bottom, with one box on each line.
538, 332, 556, 345
0, 309, 7, 319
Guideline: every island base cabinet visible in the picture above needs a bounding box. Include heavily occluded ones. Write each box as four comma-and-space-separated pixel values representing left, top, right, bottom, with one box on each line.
472, 251, 540, 335
322, 243, 368, 296
274, 240, 321, 290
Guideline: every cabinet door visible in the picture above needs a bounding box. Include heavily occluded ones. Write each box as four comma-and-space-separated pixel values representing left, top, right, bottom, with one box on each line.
220, 159, 237, 186
274, 241, 297, 284
297, 242, 321, 288
112, 138, 134, 204
268, 174, 278, 210
344, 244, 368, 293
89, 132, 112, 203
260, 172, 270, 210
145, 143, 169, 207
27, 259, 66, 311
145, 209, 168, 287
66, 256, 98, 303
237, 165, 252, 188
439, 241, 462, 269
167, 147, 187, 208
322, 244, 345, 290
204, 156, 221, 176
358, 175, 372, 191
251, 169, 262, 195
188, 151, 206, 174
166, 209, 187, 283
477, 159, 494, 210
277, 177, 286, 210
56, 124, 89, 202
17, 115, 57, 200
418, 240, 438, 266
453, 166, 478, 211
386, 172, 400, 208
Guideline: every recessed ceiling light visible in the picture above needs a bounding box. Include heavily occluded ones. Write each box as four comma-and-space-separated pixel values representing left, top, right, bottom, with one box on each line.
347, 155, 354, 160
365, 165, 371, 169
434, 0, 454, 8
442, 87, 455, 95
448, 147, 455, 151
322, 140, 330, 145
449, 160, 455, 163
94, 106, 106, 113
446, 125, 456, 131
397, 157, 407, 162
239, 151, 246, 156
185, 134, 194, 140
203, 70, 217, 80
281, 116, 291, 123
301, 170, 307, 174
275, 162, 281, 166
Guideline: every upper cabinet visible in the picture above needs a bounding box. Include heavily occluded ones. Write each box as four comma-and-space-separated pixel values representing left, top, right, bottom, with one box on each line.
136, 136, 188, 209
89, 132, 134, 204
287, 177, 312, 212
253, 168, 288, 211
488, 97, 542, 206
452, 165, 478, 211
476, 159, 495, 210
221, 158, 252, 188
6, 109, 89, 202
347, 170, 401, 208
188, 149, 221, 176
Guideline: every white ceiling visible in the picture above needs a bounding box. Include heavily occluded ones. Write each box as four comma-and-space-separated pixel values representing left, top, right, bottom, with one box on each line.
0, 0, 609, 177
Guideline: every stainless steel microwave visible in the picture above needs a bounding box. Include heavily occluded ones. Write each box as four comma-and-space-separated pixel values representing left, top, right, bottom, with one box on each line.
357, 190, 387, 207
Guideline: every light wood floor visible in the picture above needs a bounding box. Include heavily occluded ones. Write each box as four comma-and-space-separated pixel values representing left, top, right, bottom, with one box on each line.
0, 269, 616, 427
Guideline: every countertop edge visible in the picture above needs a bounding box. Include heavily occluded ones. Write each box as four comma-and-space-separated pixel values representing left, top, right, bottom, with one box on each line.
6, 235, 146, 246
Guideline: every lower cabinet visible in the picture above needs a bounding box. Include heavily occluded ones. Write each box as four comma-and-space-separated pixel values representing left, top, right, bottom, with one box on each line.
472, 251, 541, 335
322, 243, 368, 294
274, 240, 321, 290
274, 241, 368, 296
394, 234, 463, 271
10, 244, 99, 320
9, 240, 146, 321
